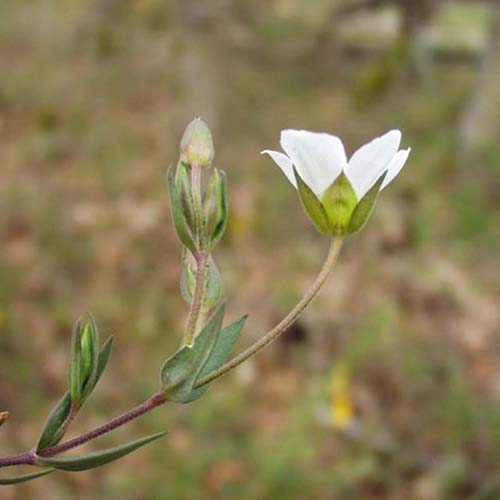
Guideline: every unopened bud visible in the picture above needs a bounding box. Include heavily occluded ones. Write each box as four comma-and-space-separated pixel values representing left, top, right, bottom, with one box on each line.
180, 118, 214, 168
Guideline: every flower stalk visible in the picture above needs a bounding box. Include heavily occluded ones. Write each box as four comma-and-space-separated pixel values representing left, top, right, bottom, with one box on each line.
195, 237, 343, 388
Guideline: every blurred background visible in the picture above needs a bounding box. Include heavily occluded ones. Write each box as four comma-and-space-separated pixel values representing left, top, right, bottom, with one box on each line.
1, 0, 500, 498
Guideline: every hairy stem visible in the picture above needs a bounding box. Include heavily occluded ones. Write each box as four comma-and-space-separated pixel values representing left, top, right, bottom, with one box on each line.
195, 237, 344, 388
38, 392, 166, 458
0, 452, 36, 468
0, 392, 166, 469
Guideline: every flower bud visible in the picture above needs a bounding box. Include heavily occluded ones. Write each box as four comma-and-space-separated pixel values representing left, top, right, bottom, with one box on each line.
180, 118, 214, 168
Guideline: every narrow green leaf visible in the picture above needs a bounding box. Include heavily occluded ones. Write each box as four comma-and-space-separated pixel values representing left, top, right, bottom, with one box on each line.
321, 173, 358, 235
175, 161, 196, 232
80, 314, 100, 399
347, 172, 386, 234
197, 315, 247, 380
37, 333, 113, 452
160, 303, 225, 403
80, 324, 94, 381
93, 336, 114, 390
204, 168, 228, 249
37, 393, 72, 451
0, 468, 54, 485
35, 432, 166, 472
180, 248, 196, 304
167, 164, 197, 252
294, 168, 331, 234
189, 314, 247, 398
68, 321, 83, 406
203, 257, 223, 310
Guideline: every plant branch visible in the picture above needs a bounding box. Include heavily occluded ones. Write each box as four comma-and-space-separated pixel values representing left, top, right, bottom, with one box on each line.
0, 392, 166, 469
37, 392, 166, 458
0, 238, 342, 471
195, 237, 344, 388
0, 452, 36, 468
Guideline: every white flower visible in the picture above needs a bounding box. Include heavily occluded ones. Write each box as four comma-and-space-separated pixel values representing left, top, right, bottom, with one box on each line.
262, 129, 410, 201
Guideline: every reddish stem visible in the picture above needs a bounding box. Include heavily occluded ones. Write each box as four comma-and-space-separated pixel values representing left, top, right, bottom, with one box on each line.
0, 392, 166, 469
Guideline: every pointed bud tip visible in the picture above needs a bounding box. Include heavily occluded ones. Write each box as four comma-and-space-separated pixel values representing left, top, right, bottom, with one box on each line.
180, 118, 214, 168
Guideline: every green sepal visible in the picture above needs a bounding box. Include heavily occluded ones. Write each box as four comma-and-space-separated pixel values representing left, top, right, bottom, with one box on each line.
35, 431, 166, 472
167, 164, 197, 252
68, 320, 83, 406
347, 172, 386, 234
36, 336, 113, 451
181, 250, 222, 310
175, 161, 196, 233
160, 303, 225, 403
203, 168, 228, 250
0, 468, 54, 485
321, 173, 358, 235
294, 168, 330, 234
189, 314, 247, 399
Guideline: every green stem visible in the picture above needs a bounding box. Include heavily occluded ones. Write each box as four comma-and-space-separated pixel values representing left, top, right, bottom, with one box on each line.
195, 237, 344, 388
182, 162, 210, 346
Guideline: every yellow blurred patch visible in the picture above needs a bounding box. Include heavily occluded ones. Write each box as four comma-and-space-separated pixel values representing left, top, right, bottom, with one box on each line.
133, 0, 155, 16
0, 307, 5, 329
330, 362, 354, 429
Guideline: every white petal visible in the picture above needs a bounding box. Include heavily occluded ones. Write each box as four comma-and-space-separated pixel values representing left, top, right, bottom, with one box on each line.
345, 130, 402, 199
261, 150, 297, 188
280, 129, 347, 198
381, 148, 411, 190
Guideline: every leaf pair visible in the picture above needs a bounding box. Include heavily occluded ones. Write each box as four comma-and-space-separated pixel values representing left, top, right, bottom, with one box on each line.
37, 316, 114, 451
160, 303, 246, 403
168, 163, 228, 253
